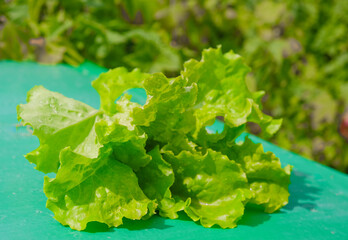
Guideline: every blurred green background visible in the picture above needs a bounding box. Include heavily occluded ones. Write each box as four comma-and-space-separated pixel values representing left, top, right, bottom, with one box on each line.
1, 0, 347, 172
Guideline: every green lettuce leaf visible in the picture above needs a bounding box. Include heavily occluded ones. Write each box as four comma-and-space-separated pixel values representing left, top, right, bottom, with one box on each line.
45, 147, 154, 230
92, 67, 149, 114
137, 146, 186, 219
19, 87, 155, 230
163, 149, 252, 228
95, 96, 151, 170
219, 137, 291, 213
92, 67, 198, 150
135, 73, 197, 144
17, 86, 100, 173
182, 47, 281, 137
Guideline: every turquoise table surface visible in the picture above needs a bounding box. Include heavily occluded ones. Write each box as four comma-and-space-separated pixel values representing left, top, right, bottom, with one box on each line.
1, 61, 348, 240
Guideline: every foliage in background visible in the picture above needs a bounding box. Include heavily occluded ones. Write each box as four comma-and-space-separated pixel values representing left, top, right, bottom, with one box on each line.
1, 0, 347, 172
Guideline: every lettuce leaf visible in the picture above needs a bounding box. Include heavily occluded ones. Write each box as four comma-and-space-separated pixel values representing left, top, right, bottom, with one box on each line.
17, 47, 291, 230
92, 67, 149, 114
45, 147, 155, 230
17, 86, 100, 173
213, 137, 291, 213
182, 47, 282, 138
137, 146, 186, 219
163, 149, 252, 228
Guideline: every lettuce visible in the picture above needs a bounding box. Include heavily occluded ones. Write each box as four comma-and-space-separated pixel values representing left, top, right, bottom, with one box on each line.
17, 47, 291, 230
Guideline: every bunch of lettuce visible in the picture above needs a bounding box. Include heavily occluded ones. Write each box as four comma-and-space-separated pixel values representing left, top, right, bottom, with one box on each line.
17, 47, 291, 230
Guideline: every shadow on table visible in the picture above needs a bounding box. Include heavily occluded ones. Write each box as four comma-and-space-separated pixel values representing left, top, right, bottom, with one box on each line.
120, 216, 173, 231
83, 215, 172, 233
239, 209, 271, 227
83, 222, 115, 233
284, 170, 321, 211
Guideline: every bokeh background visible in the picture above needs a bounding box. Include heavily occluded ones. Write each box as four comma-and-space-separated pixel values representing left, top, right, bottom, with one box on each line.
1, 0, 347, 172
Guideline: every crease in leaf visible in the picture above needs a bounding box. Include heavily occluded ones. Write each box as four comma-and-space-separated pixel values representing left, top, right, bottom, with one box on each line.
137, 146, 185, 219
